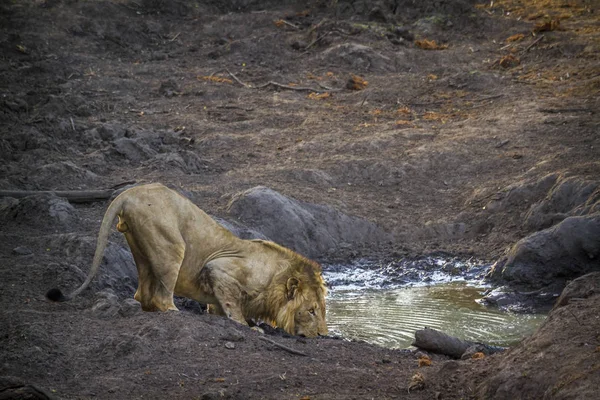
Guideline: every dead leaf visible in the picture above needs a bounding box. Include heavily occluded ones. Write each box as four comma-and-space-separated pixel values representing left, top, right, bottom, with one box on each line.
395, 120, 414, 127
499, 54, 520, 68
346, 74, 368, 90
274, 19, 285, 27
427, 74, 438, 81
534, 20, 561, 33
307, 92, 331, 100
214, 378, 225, 383
397, 107, 411, 115
415, 39, 448, 50
418, 355, 432, 367
472, 352, 485, 359
408, 372, 425, 392
198, 75, 233, 84
506, 33, 525, 43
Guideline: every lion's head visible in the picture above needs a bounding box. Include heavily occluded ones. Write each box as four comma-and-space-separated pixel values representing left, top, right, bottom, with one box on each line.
273, 259, 328, 338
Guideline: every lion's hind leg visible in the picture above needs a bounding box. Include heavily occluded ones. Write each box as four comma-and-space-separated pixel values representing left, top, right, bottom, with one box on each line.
147, 254, 182, 312
125, 231, 183, 312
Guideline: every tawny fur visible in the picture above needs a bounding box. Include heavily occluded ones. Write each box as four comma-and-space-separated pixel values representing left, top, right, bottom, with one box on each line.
46, 183, 328, 337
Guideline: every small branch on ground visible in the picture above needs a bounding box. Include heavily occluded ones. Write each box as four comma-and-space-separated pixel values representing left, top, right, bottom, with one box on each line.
213, 69, 338, 93
413, 327, 505, 359
303, 31, 331, 51
278, 20, 299, 30
522, 35, 545, 54
225, 69, 251, 88
258, 336, 308, 357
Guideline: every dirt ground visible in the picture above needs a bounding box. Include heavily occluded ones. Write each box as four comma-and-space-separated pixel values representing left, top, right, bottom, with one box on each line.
1, 0, 599, 399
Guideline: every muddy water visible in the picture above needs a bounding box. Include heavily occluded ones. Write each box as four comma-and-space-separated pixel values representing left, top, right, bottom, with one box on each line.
324, 261, 547, 349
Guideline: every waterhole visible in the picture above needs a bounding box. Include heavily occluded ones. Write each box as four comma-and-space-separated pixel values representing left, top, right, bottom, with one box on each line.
323, 259, 547, 349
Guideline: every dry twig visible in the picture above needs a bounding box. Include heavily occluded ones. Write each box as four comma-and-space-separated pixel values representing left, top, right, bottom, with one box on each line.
522, 34, 545, 54
225, 69, 251, 88
258, 336, 308, 357
278, 19, 299, 29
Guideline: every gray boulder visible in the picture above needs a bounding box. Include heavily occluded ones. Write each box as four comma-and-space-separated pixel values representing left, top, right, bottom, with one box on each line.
553, 271, 600, 310
0, 193, 78, 230
226, 186, 390, 259
487, 215, 600, 289
525, 176, 599, 231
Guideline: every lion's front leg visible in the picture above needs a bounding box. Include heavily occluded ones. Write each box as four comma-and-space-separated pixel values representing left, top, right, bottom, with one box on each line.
201, 260, 248, 327
212, 287, 247, 326
207, 303, 225, 316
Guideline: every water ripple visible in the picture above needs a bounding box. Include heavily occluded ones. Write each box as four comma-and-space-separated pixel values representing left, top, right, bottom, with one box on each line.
326, 282, 547, 349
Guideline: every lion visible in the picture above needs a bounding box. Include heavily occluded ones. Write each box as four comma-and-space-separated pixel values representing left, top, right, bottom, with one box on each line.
46, 183, 328, 337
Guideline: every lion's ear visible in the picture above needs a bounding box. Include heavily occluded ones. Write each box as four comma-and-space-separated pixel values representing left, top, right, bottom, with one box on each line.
286, 277, 301, 300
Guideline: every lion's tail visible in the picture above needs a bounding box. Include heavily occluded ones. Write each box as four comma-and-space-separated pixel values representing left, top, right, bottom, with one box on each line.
46, 191, 128, 302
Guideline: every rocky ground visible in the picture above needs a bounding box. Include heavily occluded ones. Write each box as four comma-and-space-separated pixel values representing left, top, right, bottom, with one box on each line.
1, 0, 599, 399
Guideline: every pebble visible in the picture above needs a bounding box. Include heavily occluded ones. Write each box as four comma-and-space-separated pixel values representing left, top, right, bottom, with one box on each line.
13, 246, 33, 255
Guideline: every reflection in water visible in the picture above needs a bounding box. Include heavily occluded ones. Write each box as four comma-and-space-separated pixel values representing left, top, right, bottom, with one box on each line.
326, 282, 547, 349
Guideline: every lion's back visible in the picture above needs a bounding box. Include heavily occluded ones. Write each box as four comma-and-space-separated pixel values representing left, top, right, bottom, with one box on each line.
119, 183, 209, 231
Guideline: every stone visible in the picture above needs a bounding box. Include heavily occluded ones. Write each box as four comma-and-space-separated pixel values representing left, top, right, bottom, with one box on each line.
487, 215, 600, 289
12, 246, 33, 255
226, 186, 389, 259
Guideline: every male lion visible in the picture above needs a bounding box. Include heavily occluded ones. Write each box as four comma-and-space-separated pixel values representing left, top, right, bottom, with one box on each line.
46, 183, 328, 337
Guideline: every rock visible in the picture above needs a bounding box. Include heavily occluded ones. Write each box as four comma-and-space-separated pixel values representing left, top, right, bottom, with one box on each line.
144, 151, 214, 175
92, 289, 120, 318
110, 137, 156, 164
482, 174, 599, 233
226, 186, 390, 259
224, 342, 236, 349
45, 234, 137, 297
12, 246, 33, 255
553, 271, 600, 309
321, 43, 395, 72
119, 298, 142, 317
213, 217, 269, 241
220, 328, 245, 343
487, 215, 600, 290
158, 79, 180, 97
482, 173, 559, 214
97, 123, 127, 141
0, 375, 58, 400
524, 176, 599, 231
0, 193, 79, 230
33, 161, 98, 186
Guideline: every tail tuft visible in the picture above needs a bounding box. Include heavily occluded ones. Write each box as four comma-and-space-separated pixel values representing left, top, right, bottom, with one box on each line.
46, 288, 66, 302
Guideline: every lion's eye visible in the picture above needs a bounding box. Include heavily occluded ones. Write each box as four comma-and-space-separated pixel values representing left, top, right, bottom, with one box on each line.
308, 309, 315, 315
